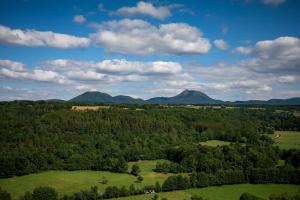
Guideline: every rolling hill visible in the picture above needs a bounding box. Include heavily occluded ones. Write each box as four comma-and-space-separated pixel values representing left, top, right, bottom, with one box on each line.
147, 89, 222, 104
70, 91, 144, 104
69, 90, 300, 105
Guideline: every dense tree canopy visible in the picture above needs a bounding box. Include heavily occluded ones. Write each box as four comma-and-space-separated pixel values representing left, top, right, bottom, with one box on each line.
0, 101, 300, 177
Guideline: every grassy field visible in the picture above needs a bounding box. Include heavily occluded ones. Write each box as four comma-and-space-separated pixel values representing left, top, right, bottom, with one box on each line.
199, 140, 231, 147
0, 160, 172, 199
272, 131, 300, 149
116, 184, 300, 200
1, 135, 299, 199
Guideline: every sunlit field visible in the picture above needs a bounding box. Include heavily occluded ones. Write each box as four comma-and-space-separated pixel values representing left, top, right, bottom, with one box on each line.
272, 131, 300, 149
115, 184, 300, 200
199, 140, 231, 147
0, 160, 171, 199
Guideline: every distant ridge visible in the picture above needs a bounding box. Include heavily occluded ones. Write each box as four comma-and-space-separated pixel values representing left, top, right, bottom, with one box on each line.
71, 91, 113, 103
147, 89, 222, 104
69, 90, 300, 105
45, 99, 65, 102
70, 91, 144, 104
233, 97, 300, 105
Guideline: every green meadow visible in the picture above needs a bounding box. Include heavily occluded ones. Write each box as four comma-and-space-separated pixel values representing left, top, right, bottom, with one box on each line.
1, 135, 300, 199
116, 184, 300, 200
272, 131, 300, 149
0, 160, 172, 199
1, 159, 299, 200
199, 140, 231, 147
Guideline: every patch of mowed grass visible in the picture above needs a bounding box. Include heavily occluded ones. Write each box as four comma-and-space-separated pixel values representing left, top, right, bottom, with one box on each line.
187, 184, 300, 200
0, 160, 171, 199
128, 160, 173, 187
115, 184, 300, 200
128, 160, 161, 175
199, 140, 231, 147
272, 131, 300, 149
0, 170, 135, 199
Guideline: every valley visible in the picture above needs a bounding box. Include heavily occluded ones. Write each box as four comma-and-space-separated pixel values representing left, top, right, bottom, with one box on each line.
0, 101, 300, 199
1, 0, 300, 199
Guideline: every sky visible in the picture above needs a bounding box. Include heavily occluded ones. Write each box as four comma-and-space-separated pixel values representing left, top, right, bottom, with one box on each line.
0, 0, 300, 101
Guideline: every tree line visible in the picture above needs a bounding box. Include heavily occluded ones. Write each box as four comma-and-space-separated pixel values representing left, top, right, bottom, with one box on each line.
154, 144, 300, 173
0, 101, 300, 177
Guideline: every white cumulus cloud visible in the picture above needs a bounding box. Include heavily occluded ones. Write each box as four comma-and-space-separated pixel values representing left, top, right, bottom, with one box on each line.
0, 59, 70, 84
90, 19, 211, 55
244, 36, 300, 73
45, 59, 182, 77
233, 46, 253, 55
0, 24, 90, 48
0, 59, 26, 71
116, 1, 171, 20
214, 39, 229, 50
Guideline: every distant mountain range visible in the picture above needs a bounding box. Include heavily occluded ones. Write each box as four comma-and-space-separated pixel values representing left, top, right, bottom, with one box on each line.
45, 99, 66, 103
70, 91, 144, 104
68, 90, 300, 105
146, 90, 223, 104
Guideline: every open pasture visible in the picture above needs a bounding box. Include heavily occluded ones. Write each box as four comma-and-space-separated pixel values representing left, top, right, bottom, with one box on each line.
199, 140, 231, 147
0, 160, 171, 199
272, 131, 300, 149
115, 184, 300, 200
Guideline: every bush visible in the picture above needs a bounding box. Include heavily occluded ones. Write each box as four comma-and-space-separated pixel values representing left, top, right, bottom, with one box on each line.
32, 186, 58, 200
240, 192, 260, 200
155, 181, 161, 192
131, 164, 141, 176
0, 187, 11, 200
20, 191, 32, 200
100, 176, 108, 184
137, 175, 143, 183
103, 186, 120, 198
153, 194, 159, 200
162, 175, 190, 191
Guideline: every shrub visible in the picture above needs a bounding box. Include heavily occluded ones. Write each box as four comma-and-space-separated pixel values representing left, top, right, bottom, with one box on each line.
131, 164, 141, 176
0, 187, 11, 200
32, 186, 57, 200
137, 175, 143, 183
240, 192, 260, 200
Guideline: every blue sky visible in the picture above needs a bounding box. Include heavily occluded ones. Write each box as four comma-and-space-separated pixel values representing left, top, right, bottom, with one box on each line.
0, 0, 299, 101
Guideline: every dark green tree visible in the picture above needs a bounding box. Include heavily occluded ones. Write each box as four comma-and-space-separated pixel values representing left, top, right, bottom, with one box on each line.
153, 194, 159, 200
131, 164, 141, 176
103, 186, 120, 198
0, 187, 11, 200
137, 175, 143, 183
119, 186, 129, 197
155, 181, 161, 192
100, 176, 108, 184
20, 191, 32, 200
32, 187, 57, 200
240, 193, 260, 200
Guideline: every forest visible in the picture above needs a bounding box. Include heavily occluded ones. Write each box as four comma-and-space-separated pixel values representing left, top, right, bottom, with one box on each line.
0, 101, 300, 199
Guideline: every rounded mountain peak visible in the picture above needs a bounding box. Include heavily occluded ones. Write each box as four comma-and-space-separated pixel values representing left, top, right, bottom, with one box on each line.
178, 89, 209, 98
